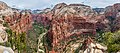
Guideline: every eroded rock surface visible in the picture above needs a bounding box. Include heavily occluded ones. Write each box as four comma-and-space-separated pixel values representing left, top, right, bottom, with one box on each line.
37, 3, 120, 53
43, 3, 98, 52
0, 16, 8, 43
4, 10, 32, 34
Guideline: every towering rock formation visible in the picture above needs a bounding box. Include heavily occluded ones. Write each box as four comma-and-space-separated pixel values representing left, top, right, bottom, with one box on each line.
105, 3, 120, 32
0, 1, 32, 35
38, 3, 120, 53
4, 10, 32, 34
42, 3, 98, 52
0, 1, 119, 53
0, 1, 18, 16
93, 3, 120, 32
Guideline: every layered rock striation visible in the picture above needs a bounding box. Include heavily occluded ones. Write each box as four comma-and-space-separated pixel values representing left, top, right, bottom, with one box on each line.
4, 10, 32, 34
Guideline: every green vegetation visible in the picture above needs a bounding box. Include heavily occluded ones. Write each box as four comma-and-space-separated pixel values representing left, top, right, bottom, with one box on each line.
0, 29, 27, 53
0, 18, 48, 53
97, 31, 120, 53
27, 22, 47, 53
3, 22, 9, 27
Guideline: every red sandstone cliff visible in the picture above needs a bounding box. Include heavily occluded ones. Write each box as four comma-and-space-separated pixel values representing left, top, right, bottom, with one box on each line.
0, 1, 120, 53
4, 11, 32, 34
41, 3, 98, 52
105, 3, 120, 32
34, 3, 120, 52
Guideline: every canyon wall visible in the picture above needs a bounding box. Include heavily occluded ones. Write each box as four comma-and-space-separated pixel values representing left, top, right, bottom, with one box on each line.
34, 3, 120, 52
4, 11, 32, 34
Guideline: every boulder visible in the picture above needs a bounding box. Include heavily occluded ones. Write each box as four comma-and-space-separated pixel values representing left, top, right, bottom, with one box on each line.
0, 30, 7, 43
0, 46, 14, 53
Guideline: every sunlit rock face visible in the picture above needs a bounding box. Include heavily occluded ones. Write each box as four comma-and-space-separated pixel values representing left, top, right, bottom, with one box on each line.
0, 1, 32, 34
0, 1, 19, 35
0, 1, 9, 10
83, 37, 107, 53
0, 1, 18, 16
44, 3, 98, 52
41, 3, 120, 52
30, 2, 120, 52
52, 3, 98, 20
4, 10, 32, 34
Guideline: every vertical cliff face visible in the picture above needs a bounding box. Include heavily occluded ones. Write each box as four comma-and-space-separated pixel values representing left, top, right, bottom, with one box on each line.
0, 1, 33, 34
32, 8, 52, 28
41, 3, 98, 52
93, 3, 120, 32
110, 3, 120, 32
4, 11, 32, 34
36, 3, 120, 52
0, 2, 33, 52
104, 3, 120, 32
0, 1, 120, 53
105, 3, 120, 17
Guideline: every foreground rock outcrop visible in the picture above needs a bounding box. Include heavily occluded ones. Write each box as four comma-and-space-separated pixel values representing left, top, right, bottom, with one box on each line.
0, 46, 14, 53
0, 17, 7, 43
83, 37, 107, 53
0, 1, 9, 43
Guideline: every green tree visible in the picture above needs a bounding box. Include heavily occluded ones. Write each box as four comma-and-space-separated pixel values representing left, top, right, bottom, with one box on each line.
1, 29, 27, 53
102, 31, 120, 53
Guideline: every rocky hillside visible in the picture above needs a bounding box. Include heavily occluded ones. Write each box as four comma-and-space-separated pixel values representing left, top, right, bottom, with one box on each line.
105, 3, 120, 32
35, 3, 120, 53
4, 10, 32, 34
47, 3, 97, 52
0, 1, 18, 16
0, 1, 33, 53
0, 1, 120, 53
34, 3, 100, 53
0, 1, 32, 34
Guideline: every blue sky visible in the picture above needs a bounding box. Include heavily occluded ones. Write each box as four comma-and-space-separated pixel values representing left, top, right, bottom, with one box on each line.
0, 0, 120, 10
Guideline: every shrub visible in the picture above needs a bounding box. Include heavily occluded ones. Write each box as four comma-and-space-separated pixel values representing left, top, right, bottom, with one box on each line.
101, 31, 120, 53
